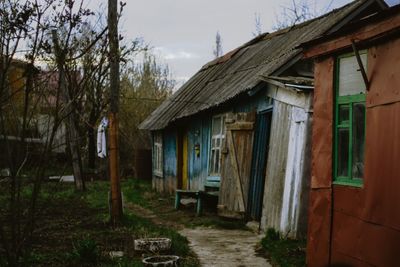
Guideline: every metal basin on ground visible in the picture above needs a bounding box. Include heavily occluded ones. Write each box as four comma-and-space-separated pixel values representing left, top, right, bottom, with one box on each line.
142, 255, 179, 267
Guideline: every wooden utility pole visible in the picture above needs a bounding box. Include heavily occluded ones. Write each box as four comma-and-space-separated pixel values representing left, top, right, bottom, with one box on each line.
52, 30, 85, 191
108, 0, 123, 224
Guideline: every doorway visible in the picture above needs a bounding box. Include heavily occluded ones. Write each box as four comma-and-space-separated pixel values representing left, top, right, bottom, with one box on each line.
247, 110, 272, 221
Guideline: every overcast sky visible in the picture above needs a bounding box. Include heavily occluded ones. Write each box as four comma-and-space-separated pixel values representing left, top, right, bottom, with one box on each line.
98, 0, 397, 86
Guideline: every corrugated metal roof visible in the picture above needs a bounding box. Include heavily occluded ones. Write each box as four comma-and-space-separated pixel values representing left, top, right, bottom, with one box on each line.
139, 0, 377, 130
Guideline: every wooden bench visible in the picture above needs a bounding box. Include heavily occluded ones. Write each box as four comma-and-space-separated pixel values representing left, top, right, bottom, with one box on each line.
175, 189, 219, 216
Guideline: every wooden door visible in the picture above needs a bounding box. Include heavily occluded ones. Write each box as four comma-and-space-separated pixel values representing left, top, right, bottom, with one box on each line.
218, 112, 255, 218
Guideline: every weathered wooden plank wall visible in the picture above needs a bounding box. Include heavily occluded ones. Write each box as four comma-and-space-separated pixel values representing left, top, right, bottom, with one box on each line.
279, 107, 311, 238
163, 128, 178, 194
187, 117, 210, 191
261, 101, 291, 230
188, 120, 202, 190
260, 100, 312, 238
152, 128, 177, 194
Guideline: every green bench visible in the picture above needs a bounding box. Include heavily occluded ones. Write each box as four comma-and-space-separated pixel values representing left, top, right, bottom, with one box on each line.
175, 189, 219, 216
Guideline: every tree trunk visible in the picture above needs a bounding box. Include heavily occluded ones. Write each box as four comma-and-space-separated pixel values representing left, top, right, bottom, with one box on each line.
52, 30, 85, 191
88, 110, 96, 169
88, 125, 96, 170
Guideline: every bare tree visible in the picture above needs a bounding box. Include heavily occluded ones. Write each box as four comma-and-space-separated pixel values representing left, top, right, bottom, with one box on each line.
0, 0, 111, 264
213, 31, 223, 58
253, 12, 263, 37
0, 1, 68, 265
46, 0, 115, 191
273, 0, 326, 30
119, 51, 174, 172
86, 38, 144, 170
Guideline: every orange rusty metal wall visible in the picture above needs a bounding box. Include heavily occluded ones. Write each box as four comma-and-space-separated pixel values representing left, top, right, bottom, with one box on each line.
364, 104, 400, 230
306, 57, 334, 267
307, 36, 400, 267
307, 188, 332, 267
367, 37, 400, 108
329, 37, 400, 267
310, 57, 334, 189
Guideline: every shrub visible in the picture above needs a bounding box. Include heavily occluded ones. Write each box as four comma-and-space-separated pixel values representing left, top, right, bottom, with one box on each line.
71, 238, 99, 266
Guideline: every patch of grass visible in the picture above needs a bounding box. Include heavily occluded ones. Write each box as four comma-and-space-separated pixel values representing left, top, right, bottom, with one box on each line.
122, 179, 157, 208
85, 181, 199, 266
1, 180, 199, 266
261, 228, 306, 267
120, 212, 197, 265
70, 238, 100, 266
122, 178, 248, 231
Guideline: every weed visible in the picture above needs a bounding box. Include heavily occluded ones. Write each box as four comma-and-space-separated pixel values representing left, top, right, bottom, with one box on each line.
1, 180, 200, 266
261, 228, 306, 267
265, 228, 280, 241
71, 238, 100, 266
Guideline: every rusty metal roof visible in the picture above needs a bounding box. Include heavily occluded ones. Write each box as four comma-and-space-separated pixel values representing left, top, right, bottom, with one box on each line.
139, 0, 384, 130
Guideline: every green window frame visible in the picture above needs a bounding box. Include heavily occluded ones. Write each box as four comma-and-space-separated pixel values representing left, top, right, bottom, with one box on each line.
333, 51, 367, 187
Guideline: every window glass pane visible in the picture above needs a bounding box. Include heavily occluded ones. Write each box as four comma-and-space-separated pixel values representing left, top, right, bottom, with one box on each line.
221, 117, 226, 135
212, 117, 221, 135
153, 132, 163, 173
339, 53, 367, 96
352, 103, 365, 179
337, 128, 349, 177
215, 150, 220, 173
339, 105, 349, 124
210, 150, 216, 173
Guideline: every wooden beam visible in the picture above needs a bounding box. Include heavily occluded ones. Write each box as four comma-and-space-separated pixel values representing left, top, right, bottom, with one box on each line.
351, 40, 369, 90
303, 14, 400, 59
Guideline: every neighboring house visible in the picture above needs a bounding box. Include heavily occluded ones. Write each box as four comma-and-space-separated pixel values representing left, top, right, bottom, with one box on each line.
0, 58, 42, 142
139, 0, 386, 238
0, 61, 67, 156
301, 5, 399, 266
37, 71, 68, 154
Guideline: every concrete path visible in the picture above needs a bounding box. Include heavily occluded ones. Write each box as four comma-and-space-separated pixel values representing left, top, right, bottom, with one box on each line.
179, 227, 271, 267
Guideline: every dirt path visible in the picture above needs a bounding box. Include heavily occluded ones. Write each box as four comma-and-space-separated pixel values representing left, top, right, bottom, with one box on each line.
125, 202, 270, 266
180, 227, 271, 267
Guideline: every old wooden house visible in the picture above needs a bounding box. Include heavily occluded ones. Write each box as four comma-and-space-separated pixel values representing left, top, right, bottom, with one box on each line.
139, 0, 387, 238
302, 4, 399, 266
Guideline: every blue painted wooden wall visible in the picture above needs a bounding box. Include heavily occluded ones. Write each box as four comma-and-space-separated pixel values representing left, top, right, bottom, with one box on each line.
162, 128, 177, 193
187, 116, 210, 191
153, 86, 271, 193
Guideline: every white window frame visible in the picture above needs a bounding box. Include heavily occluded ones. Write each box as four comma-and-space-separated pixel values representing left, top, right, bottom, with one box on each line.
209, 114, 226, 176
153, 132, 163, 177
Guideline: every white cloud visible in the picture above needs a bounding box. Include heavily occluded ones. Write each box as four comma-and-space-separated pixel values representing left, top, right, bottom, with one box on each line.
155, 47, 199, 60
165, 51, 199, 60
